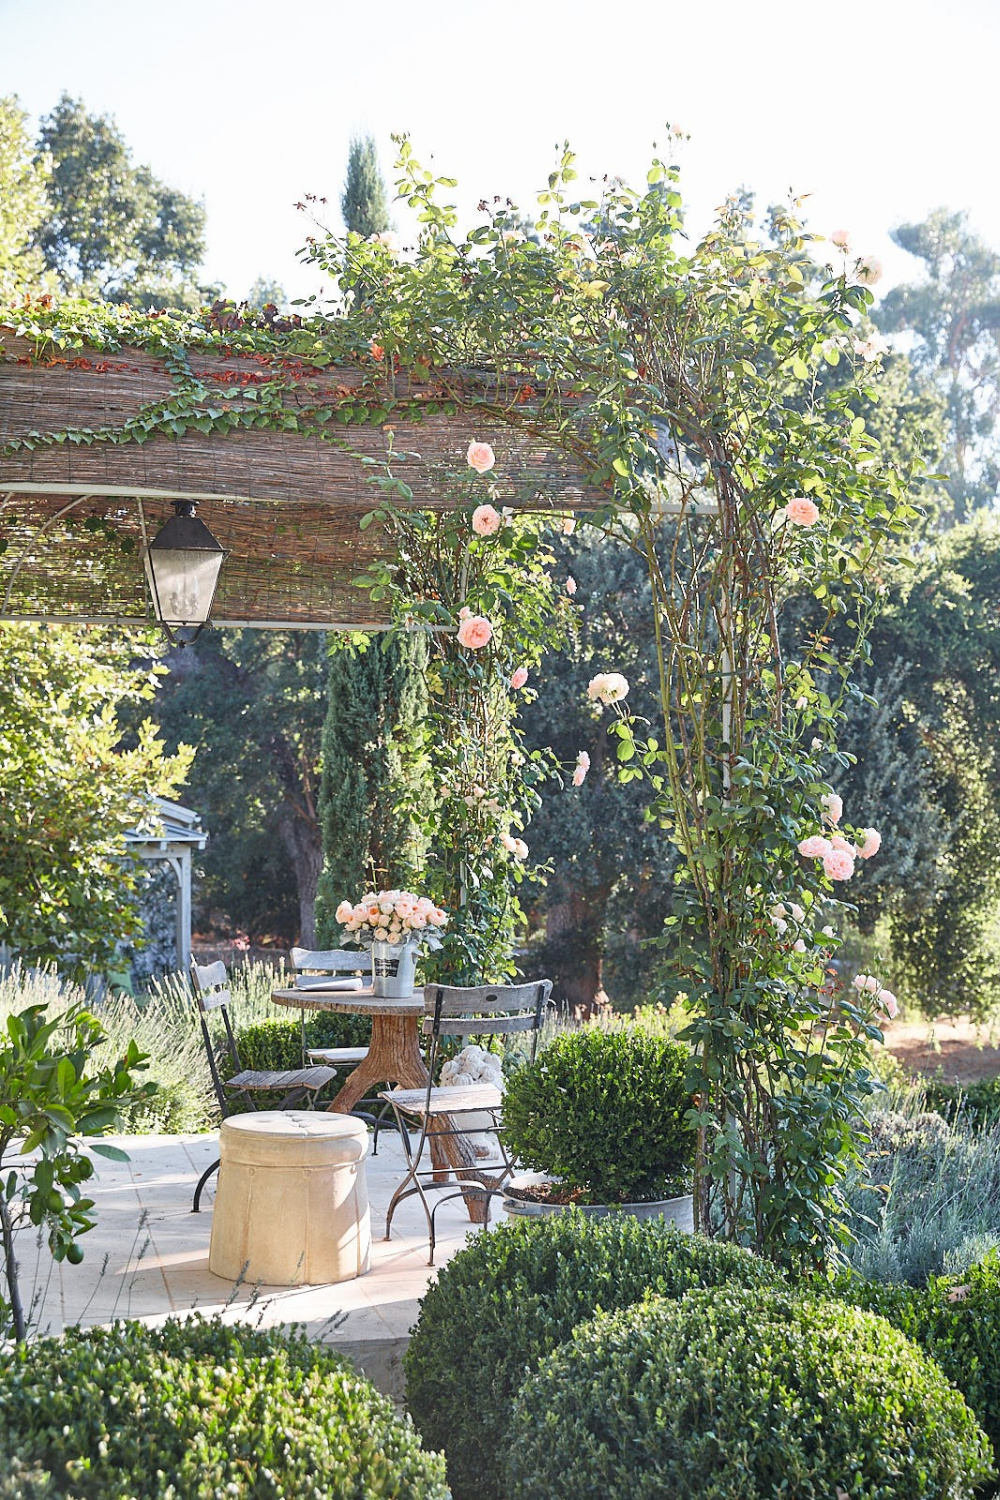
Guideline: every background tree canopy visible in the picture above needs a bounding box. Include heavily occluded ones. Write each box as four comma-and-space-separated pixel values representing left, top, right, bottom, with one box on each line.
0, 626, 191, 976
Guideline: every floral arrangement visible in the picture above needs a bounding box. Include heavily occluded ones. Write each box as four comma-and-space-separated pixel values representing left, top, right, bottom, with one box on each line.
336, 890, 448, 949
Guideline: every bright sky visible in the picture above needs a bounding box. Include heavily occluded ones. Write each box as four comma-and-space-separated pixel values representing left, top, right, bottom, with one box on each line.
2, 0, 998, 304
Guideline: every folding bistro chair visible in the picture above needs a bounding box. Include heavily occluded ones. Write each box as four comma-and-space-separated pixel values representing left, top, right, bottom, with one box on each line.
289, 946, 398, 1153
381, 980, 552, 1263
190, 959, 339, 1212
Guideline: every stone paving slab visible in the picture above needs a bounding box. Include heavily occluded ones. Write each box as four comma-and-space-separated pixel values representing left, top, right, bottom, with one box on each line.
18, 1130, 493, 1397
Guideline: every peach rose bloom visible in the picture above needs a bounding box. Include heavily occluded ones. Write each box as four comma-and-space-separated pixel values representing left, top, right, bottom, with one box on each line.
510, 667, 529, 690
785, 496, 820, 527
457, 615, 493, 650
820, 792, 843, 825
565, 576, 578, 596
472, 504, 503, 536
823, 847, 855, 881
467, 441, 496, 474
858, 828, 882, 859
562, 516, 577, 535
370, 340, 385, 361
572, 750, 591, 787
856, 256, 883, 287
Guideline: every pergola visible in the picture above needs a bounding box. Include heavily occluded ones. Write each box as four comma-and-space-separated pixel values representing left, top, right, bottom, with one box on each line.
0, 329, 599, 630
125, 798, 208, 974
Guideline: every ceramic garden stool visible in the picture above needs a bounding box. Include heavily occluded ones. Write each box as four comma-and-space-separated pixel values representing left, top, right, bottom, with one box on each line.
208, 1111, 371, 1285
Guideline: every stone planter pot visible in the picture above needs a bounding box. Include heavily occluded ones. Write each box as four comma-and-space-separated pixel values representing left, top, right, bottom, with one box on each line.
502, 1171, 694, 1231
371, 939, 419, 998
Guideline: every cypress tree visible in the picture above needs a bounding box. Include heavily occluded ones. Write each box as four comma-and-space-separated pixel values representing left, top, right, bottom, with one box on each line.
316, 138, 427, 942
315, 633, 427, 936
340, 136, 390, 238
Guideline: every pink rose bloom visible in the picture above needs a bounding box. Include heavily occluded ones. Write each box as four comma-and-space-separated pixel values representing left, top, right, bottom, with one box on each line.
795, 695, 808, 710
472, 504, 503, 537
797, 835, 831, 858
565, 576, 578, 596
823, 847, 855, 881
510, 667, 529, 690
562, 516, 577, 535
831, 229, 851, 249
500, 832, 517, 853
852, 973, 880, 994
830, 834, 857, 856
467, 440, 496, 474
820, 792, 843, 825
793, 938, 807, 953
374, 926, 389, 941
878, 988, 898, 1018
858, 828, 882, 859
459, 606, 472, 620
512, 838, 529, 860
587, 672, 630, 705
856, 256, 883, 287
457, 615, 493, 650
785, 496, 820, 527
572, 750, 591, 787
789, 902, 805, 923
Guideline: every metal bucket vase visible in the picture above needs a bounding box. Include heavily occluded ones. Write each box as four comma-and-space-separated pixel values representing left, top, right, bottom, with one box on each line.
371, 939, 419, 998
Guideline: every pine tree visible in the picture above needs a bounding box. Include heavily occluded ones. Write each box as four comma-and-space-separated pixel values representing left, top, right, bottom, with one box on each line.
340, 137, 390, 238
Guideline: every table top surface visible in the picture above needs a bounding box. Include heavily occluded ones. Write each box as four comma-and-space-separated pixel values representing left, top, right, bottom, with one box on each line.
271, 985, 424, 1017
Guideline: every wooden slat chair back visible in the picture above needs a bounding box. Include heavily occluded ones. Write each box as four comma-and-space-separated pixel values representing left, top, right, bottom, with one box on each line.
188, 959, 340, 1213
381, 979, 553, 1263
290, 946, 399, 1151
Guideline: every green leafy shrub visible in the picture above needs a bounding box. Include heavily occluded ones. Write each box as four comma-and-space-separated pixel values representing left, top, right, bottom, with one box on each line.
404, 1213, 779, 1500
0, 1316, 448, 1499
507, 1288, 993, 1500
922, 1076, 1000, 1129
499, 1028, 694, 1203
833, 1253, 1000, 1491
230, 1013, 372, 1073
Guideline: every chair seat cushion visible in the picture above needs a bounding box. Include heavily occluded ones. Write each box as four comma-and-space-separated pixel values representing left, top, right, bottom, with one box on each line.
307, 1047, 370, 1065
227, 1066, 339, 1091
379, 1082, 502, 1115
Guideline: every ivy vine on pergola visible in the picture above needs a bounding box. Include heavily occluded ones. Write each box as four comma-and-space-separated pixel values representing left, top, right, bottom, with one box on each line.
0, 324, 600, 629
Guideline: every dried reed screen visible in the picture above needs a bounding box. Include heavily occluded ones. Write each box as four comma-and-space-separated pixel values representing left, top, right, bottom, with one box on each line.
0, 333, 596, 628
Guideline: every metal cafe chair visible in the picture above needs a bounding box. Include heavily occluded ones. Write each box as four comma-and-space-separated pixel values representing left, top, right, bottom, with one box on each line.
189, 959, 339, 1213
289, 946, 400, 1153
380, 980, 552, 1264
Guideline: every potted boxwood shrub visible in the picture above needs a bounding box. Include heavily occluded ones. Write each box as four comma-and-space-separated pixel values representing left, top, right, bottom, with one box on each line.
500, 1028, 695, 1227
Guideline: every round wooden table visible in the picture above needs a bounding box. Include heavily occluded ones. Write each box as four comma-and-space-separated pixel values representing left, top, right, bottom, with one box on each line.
271, 987, 429, 1114
271, 986, 493, 1223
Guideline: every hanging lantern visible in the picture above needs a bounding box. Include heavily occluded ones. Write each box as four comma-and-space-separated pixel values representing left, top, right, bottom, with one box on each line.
144, 500, 226, 643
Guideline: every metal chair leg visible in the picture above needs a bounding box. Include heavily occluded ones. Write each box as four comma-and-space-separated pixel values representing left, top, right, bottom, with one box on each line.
192, 1156, 220, 1213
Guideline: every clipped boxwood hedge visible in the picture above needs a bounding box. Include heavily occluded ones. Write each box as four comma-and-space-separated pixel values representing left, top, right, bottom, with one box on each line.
404, 1213, 780, 1500
500, 1028, 694, 1203
833, 1252, 1000, 1492
507, 1288, 994, 1500
0, 1316, 448, 1500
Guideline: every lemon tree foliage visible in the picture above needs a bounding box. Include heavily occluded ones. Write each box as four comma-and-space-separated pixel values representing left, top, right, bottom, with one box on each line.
0, 626, 191, 976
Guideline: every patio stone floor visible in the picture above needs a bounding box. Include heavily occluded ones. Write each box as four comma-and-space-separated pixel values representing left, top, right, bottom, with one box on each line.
16, 1130, 490, 1397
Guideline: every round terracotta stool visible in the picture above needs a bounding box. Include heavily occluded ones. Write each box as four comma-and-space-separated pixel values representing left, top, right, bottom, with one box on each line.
209, 1111, 371, 1285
